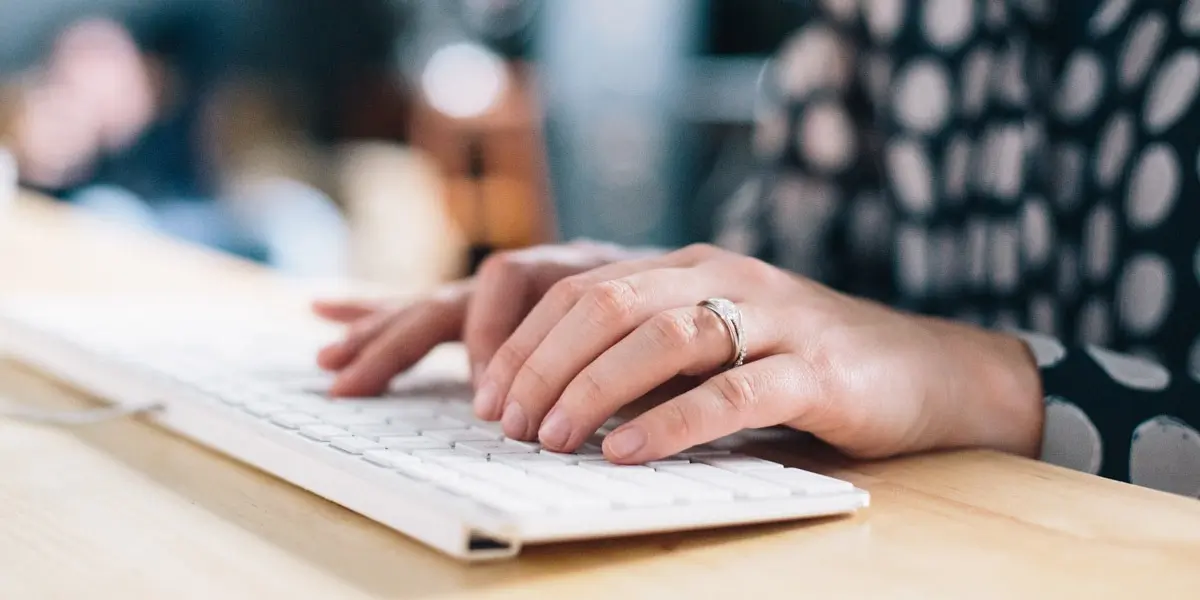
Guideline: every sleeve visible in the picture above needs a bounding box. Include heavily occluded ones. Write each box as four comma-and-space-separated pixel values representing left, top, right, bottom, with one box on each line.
1013, 331, 1200, 497
712, 6, 893, 302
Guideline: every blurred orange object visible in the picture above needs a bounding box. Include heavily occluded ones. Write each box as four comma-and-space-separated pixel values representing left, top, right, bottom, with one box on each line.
408, 61, 555, 254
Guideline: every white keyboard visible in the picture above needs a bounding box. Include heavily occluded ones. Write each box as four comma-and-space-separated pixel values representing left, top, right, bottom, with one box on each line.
0, 298, 869, 561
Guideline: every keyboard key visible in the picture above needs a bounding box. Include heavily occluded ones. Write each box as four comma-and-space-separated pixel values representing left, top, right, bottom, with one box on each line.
491, 453, 578, 468
391, 416, 468, 431
434, 401, 478, 419
645, 459, 692, 468
412, 449, 482, 464
744, 468, 855, 495
471, 420, 507, 434
695, 455, 784, 472
573, 443, 606, 458
603, 470, 734, 504
298, 424, 354, 442
378, 436, 449, 451
289, 402, 359, 417
578, 463, 655, 476
655, 464, 791, 500
213, 390, 259, 406
274, 393, 332, 407
447, 463, 610, 511
675, 448, 733, 459
437, 478, 545, 514
376, 397, 449, 410
345, 398, 434, 412
457, 440, 538, 457
533, 466, 674, 508
356, 405, 438, 419
391, 461, 462, 485
330, 436, 385, 455
362, 450, 422, 468
446, 462, 527, 481
498, 439, 542, 451
423, 428, 503, 444
242, 401, 288, 417
321, 413, 388, 427
335, 398, 441, 408
512, 478, 610, 511
346, 424, 420, 440
269, 412, 323, 429
539, 450, 607, 463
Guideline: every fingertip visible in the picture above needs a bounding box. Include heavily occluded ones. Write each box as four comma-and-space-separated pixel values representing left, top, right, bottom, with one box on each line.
501, 402, 532, 440
602, 425, 648, 464
473, 379, 502, 421
328, 373, 376, 398
537, 408, 572, 451
316, 343, 347, 370
311, 298, 344, 315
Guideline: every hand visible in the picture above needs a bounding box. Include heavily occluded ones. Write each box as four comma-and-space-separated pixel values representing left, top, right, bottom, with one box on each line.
314, 241, 662, 397
460, 243, 1044, 464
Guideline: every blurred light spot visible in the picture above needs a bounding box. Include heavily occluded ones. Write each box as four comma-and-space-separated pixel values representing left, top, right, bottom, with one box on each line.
422, 43, 508, 119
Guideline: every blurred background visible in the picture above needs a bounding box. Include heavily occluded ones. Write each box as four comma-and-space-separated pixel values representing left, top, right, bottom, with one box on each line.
0, 0, 802, 290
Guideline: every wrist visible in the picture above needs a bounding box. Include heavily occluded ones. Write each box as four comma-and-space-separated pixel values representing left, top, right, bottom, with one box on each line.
924, 319, 1045, 457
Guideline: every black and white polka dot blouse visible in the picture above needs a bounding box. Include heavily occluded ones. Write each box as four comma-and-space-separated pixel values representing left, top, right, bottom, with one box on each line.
715, 0, 1200, 496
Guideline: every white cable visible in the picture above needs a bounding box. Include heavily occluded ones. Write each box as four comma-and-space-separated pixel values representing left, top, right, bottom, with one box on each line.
0, 399, 164, 426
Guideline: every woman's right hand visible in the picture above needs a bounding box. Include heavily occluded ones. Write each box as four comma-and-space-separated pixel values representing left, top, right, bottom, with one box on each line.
313, 241, 662, 406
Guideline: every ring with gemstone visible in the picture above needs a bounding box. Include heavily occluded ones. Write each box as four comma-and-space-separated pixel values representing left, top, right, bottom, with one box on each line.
698, 297, 747, 369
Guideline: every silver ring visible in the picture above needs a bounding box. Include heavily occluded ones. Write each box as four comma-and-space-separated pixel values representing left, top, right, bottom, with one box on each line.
698, 298, 746, 369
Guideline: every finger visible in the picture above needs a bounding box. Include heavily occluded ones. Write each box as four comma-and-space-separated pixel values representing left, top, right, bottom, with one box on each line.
537, 304, 784, 451
462, 253, 550, 388
500, 265, 740, 440
603, 355, 818, 464
472, 253, 690, 421
316, 308, 399, 370
311, 299, 386, 323
329, 289, 468, 397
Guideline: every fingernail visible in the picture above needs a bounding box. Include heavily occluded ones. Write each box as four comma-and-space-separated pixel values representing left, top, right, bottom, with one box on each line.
538, 409, 571, 449
501, 402, 529, 439
605, 426, 646, 459
474, 381, 500, 420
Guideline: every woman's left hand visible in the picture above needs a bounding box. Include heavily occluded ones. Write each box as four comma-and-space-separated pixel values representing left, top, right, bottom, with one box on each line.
477, 244, 1046, 464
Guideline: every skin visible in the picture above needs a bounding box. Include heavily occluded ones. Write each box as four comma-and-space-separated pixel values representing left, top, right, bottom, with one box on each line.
315, 242, 1044, 465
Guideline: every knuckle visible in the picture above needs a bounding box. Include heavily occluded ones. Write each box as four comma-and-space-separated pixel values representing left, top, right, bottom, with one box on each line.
711, 371, 760, 415
739, 256, 785, 286
585, 278, 641, 323
658, 401, 693, 441
648, 310, 699, 349
491, 342, 527, 375
575, 369, 607, 408
548, 275, 591, 306
678, 242, 722, 262
515, 359, 555, 397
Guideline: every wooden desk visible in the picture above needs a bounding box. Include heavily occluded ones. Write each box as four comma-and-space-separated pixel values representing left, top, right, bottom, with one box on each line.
2, 192, 1200, 599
